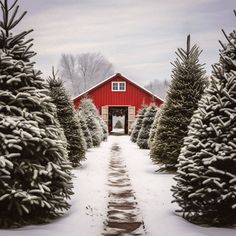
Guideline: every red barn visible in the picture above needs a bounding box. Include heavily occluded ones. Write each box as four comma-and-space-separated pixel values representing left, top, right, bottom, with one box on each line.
73, 73, 163, 134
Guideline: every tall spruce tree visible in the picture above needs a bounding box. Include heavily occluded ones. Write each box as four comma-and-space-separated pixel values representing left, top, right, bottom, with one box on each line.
137, 104, 158, 149
150, 35, 206, 171
79, 98, 103, 147
130, 106, 147, 143
172, 14, 236, 226
47, 70, 86, 167
0, 0, 73, 227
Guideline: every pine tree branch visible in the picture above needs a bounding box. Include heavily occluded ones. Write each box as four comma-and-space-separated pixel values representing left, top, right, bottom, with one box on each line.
222, 29, 236, 50
7, 5, 19, 29
218, 40, 226, 50
9, 0, 18, 11
186, 34, 191, 56
21, 38, 34, 46
9, 29, 33, 46
8, 10, 27, 30
22, 43, 33, 57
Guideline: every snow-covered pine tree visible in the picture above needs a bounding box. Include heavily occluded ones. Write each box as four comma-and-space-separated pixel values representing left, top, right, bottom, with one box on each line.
47, 70, 86, 167
114, 120, 123, 129
129, 117, 137, 135
99, 116, 108, 141
137, 104, 158, 149
79, 98, 103, 147
130, 106, 147, 143
76, 108, 93, 149
0, 0, 73, 227
172, 14, 236, 226
148, 107, 161, 149
150, 35, 206, 171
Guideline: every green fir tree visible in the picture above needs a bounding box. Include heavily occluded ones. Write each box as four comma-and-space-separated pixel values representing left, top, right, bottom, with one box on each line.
0, 0, 73, 227
79, 98, 103, 147
172, 14, 236, 226
130, 106, 147, 143
150, 35, 206, 171
76, 108, 93, 149
114, 120, 123, 129
148, 107, 162, 149
137, 104, 158, 149
48, 70, 86, 167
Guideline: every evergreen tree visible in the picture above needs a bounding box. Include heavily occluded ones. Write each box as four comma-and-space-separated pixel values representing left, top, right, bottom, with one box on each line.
0, 0, 73, 227
172, 16, 236, 226
150, 35, 206, 171
137, 104, 158, 149
129, 117, 137, 135
114, 120, 123, 129
130, 106, 147, 143
148, 107, 161, 149
76, 109, 93, 149
99, 116, 108, 141
79, 98, 103, 147
47, 70, 86, 167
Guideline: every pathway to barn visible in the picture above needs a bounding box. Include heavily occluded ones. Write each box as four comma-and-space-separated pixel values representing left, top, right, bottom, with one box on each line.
103, 142, 146, 235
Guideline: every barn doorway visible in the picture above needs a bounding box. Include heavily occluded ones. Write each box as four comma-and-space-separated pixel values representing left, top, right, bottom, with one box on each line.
109, 107, 128, 135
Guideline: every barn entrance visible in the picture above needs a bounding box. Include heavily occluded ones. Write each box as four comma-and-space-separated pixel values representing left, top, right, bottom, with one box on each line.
101, 106, 135, 135
109, 107, 128, 134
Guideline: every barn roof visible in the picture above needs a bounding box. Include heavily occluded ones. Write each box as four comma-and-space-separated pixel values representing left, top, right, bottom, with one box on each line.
73, 73, 164, 102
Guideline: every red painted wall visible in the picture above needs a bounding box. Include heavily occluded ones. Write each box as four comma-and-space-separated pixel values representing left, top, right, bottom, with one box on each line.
74, 74, 163, 114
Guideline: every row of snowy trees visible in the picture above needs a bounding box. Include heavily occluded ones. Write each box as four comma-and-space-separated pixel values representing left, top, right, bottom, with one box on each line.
131, 16, 236, 226
172, 23, 236, 226
47, 70, 108, 167
0, 0, 108, 228
130, 104, 159, 150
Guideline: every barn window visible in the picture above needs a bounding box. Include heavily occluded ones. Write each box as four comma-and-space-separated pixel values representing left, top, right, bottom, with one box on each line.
112, 82, 126, 91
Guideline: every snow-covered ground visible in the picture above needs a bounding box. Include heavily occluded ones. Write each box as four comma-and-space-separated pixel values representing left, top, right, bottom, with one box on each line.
0, 135, 235, 236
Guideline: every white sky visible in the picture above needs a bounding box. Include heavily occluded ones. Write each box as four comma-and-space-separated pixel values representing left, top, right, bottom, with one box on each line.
17, 0, 236, 85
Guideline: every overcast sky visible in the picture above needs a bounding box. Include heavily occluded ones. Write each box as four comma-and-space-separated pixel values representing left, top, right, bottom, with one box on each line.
17, 0, 236, 85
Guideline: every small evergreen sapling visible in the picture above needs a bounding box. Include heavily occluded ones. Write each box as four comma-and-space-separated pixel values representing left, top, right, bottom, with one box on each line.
0, 0, 73, 227
137, 104, 158, 149
172, 15, 236, 226
47, 70, 86, 167
150, 35, 206, 171
114, 120, 123, 129
130, 106, 147, 143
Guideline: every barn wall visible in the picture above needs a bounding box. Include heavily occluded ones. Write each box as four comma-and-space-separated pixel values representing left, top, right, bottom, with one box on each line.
74, 75, 162, 114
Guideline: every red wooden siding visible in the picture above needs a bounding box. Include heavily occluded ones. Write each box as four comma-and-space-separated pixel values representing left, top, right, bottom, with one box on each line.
73, 73, 163, 114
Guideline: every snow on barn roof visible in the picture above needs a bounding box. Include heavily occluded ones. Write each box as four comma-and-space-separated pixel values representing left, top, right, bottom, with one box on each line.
73, 73, 164, 102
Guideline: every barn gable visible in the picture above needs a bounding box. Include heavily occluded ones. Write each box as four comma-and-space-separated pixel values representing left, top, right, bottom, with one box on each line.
73, 73, 164, 134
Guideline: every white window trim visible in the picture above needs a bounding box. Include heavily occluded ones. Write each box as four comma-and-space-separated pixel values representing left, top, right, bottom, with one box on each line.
112, 82, 126, 91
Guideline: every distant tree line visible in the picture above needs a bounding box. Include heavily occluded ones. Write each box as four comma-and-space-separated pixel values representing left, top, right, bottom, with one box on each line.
144, 79, 170, 99
59, 53, 115, 97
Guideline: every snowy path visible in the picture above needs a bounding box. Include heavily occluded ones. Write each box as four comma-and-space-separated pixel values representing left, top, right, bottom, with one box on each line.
103, 143, 146, 235
0, 135, 235, 236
